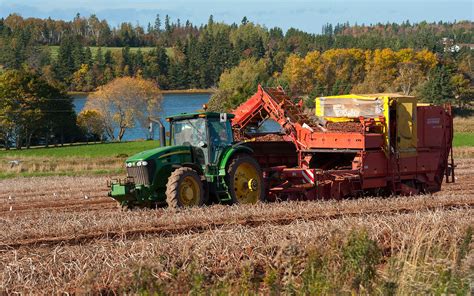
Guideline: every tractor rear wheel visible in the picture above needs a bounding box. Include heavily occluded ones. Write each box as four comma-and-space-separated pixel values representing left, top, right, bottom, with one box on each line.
166, 167, 205, 208
226, 155, 265, 204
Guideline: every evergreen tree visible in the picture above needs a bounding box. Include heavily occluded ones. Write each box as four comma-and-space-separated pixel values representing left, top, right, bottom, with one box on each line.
54, 35, 84, 81
154, 14, 161, 32
157, 46, 169, 75
95, 47, 105, 69
84, 47, 93, 66
168, 61, 188, 89
164, 15, 171, 33
255, 37, 265, 59
133, 49, 144, 75
184, 35, 202, 88
419, 65, 455, 104
208, 15, 214, 27
121, 46, 131, 76
104, 49, 113, 65
71, 40, 85, 69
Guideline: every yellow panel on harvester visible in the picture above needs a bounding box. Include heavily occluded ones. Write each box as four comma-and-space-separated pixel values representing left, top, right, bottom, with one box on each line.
315, 94, 384, 122
395, 97, 417, 157
315, 93, 418, 156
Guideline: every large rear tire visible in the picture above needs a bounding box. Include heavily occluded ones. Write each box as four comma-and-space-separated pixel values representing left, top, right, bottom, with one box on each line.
226, 155, 265, 204
166, 167, 205, 208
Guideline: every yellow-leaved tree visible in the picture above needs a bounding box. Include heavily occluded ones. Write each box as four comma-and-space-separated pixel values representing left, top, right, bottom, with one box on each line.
353, 48, 399, 93
283, 49, 366, 96
77, 109, 106, 141
354, 48, 437, 94
393, 49, 437, 95
84, 77, 162, 141
316, 48, 366, 94
282, 53, 317, 95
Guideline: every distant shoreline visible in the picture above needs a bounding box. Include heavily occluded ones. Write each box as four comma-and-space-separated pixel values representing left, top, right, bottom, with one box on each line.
162, 89, 214, 94
68, 89, 214, 96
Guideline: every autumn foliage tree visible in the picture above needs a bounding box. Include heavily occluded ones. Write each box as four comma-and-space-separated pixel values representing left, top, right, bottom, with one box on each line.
0, 69, 76, 149
282, 52, 319, 95
283, 49, 367, 96
84, 77, 162, 141
77, 109, 106, 141
282, 48, 438, 96
208, 58, 270, 111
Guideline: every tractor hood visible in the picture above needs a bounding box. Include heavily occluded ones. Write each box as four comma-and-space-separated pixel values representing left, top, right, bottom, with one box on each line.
125, 145, 192, 164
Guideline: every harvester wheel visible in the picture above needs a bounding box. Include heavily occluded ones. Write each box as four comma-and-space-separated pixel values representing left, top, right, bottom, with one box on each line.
118, 202, 134, 211
226, 155, 265, 204
166, 167, 205, 208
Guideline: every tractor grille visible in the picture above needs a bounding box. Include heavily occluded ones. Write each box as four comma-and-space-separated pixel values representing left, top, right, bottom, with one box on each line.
126, 162, 155, 185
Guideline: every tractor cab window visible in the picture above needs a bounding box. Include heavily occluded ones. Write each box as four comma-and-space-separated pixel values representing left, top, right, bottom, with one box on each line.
171, 118, 207, 147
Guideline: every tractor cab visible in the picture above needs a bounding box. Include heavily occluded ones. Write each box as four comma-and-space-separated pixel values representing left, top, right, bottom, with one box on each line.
167, 112, 235, 165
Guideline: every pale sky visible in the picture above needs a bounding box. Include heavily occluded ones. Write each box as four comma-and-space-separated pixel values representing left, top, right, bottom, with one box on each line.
0, 0, 472, 33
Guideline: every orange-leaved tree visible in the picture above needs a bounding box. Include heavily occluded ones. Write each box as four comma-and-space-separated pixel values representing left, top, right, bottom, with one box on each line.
84, 77, 162, 141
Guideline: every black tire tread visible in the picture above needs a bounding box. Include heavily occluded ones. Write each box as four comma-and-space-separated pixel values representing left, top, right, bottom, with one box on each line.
166, 167, 204, 208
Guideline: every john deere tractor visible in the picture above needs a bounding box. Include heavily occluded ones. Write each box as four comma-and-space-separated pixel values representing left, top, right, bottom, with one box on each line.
108, 112, 265, 209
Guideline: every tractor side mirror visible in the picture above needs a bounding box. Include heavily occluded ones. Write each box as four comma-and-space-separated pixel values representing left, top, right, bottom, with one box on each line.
198, 141, 208, 148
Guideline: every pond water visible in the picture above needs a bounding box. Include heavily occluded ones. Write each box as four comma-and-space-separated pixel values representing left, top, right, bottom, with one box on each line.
73, 92, 281, 141
73, 93, 211, 141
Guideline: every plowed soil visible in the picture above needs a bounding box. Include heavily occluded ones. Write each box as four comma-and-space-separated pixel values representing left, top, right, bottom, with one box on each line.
0, 160, 474, 249
0, 157, 473, 293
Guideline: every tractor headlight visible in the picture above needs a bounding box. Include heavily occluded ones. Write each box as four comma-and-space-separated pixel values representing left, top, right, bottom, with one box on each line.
126, 162, 133, 168
141, 161, 148, 166
137, 161, 143, 166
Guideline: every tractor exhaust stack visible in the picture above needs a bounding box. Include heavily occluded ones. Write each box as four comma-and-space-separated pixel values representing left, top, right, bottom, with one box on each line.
149, 117, 166, 147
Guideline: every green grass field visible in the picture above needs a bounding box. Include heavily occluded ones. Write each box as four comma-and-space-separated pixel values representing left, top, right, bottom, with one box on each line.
0, 141, 161, 178
49, 46, 172, 60
0, 140, 160, 158
453, 132, 474, 147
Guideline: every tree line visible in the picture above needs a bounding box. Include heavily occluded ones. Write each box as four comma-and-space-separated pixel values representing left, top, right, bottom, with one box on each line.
0, 14, 472, 93
3, 13, 472, 48
0, 13, 472, 148
208, 47, 472, 111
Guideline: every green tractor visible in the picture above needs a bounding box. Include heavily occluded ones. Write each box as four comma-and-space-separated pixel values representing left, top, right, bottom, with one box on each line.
108, 112, 265, 209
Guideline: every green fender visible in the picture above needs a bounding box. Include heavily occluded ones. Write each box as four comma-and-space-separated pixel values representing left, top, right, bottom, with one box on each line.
218, 144, 253, 176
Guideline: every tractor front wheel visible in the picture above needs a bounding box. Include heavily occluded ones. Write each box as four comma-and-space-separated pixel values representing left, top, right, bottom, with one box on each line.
166, 167, 205, 208
226, 155, 265, 204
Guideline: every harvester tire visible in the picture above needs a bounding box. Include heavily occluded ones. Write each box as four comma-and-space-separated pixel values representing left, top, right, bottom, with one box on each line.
226, 154, 265, 204
166, 167, 205, 208
119, 203, 135, 211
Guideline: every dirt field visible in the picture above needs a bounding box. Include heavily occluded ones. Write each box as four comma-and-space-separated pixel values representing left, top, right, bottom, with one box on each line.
1, 158, 473, 293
